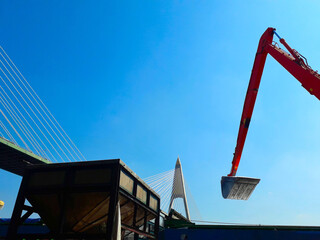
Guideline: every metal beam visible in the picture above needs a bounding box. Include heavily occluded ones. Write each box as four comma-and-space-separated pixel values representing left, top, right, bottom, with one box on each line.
0, 137, 50, 176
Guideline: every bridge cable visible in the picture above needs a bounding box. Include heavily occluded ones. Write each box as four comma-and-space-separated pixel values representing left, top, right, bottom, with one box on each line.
0, 75, 60, 162
0, 91, 50, 159
0, 120, 17, 144
0, 109, 30, 151
0, 56, 78, 161
0, 96, 42, 155
0, 86, 53, 161
0, 62, 73, 162
0, 47, 86, 161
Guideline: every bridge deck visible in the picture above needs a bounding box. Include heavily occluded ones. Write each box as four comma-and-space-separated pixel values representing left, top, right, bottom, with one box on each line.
0, 137, 51, 176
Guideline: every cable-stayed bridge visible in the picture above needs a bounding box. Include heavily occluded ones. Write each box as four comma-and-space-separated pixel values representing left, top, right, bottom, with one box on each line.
0, 46, 86, 175
144, 157, 202, 221
0, 46, 199, 221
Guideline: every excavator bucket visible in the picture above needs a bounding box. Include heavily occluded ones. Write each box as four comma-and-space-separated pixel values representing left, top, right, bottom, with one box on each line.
221, 176, 260, 200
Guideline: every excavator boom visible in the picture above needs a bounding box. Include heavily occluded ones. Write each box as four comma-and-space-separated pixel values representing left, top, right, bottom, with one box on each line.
221, 27, 320, 200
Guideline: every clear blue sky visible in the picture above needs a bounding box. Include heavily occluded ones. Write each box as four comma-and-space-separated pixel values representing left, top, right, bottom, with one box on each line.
2, 0, 320, 225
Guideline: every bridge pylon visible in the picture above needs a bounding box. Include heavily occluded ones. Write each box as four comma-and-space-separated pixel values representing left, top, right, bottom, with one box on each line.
168, 156, 190, 220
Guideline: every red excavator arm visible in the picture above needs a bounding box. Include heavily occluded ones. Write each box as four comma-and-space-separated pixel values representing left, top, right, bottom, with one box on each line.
229, 27, 320, 177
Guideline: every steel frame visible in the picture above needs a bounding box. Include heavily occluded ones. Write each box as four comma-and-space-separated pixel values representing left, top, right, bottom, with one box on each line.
7, 159, 160, 240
